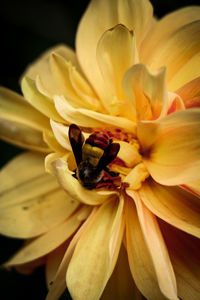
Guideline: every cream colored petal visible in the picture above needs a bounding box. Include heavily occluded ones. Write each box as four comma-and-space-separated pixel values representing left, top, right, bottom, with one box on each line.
0, 87, 50, 131
139, 109, 200, 185
0, 86, 50, 152
5, 206, 91, 266
50, 120, 71, 150
46, 243, 68, 289
54, 95, 137, 133
21, 76, 64, 122
52, 158, 118, 205
46, 208, 97, 300
128, 190, 178, 300
143, 21, 200, 85
23, 44, 81, 80
43, 130, 66, 153
123, 64, 168, 120
159, 220, 200, 300
175, 76, 200, 103
45, 152, 65, 175
0, 118, 50, 152
168, 52, 200, 91
180, 180, 200, 198
96, 24, 138, 117
101, 245, 143, 300
140, 6, 200, 64
66, 198, 124, 300
125, 198, 166, 300
76, 0, 153, 106
0, 152, 79, 238
117, 141, 142, 167
139, 179, 200, 238
15, 256, 46, 275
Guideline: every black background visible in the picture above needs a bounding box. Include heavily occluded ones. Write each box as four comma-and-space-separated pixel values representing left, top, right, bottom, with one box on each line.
0, 0, 199, 299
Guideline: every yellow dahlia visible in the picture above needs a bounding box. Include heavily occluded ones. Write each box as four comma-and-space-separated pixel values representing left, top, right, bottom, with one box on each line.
0, 1, 200, 300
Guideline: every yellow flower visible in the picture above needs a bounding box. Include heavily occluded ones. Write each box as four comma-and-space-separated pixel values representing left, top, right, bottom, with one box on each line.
0, 1, 200, 300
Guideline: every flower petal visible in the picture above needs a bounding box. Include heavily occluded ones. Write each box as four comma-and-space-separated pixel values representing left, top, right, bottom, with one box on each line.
140, 6, 200, 66
139, 109, 200, 185
139, 179, 200, 238
52, 158, 118, 205
46, 208, 97, 300
21, 76, 64, 122
142, 20, 200, 89
54, 95, 137, 133
0, 87, 50, 152
23, 44, 80, 80
176, 76, 200, 108
96, 24, 138, 117
180, 180, 200, 198
76, 0, 153, 104
66, 198, 124, 300
125, 198, 166, 300
127, 190, 178, 300
43, 130, 66, 153
0, 152, 79, 238
123, 64, 168, 120
101, 245, 143, 300
159, 220, 200, 300
5, 206, 91, 266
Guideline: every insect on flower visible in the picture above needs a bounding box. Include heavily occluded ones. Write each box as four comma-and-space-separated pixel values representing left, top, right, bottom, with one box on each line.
69, 124, 120, 189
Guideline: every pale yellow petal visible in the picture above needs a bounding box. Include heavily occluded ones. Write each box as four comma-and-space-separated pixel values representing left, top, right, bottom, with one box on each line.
45, 152, 66, 175
123, 64, 168, 120
67, 198, 124, 300
23, 44, 81, 80
46, 208, 97, 300
0, 87, 50, 131
96, 24, 138, 117
125, 198, 166, 300
15, 256, 46, 275
52, 158, 118, 205
128, 190, 178, 300
43, 130, 66, 153
159, 220, 200, 300
46, 243, 68, 289
143, 21, 200, 86
50, 120, 71, 150
139, 179, 200, 238
21, 76, 64, 122
0, 118, 50, 152
54, 95, 137, 134
140, 6, 200, 65
5, 206, 91, 266
101, 245, 143, 300
0, 152, 79, 238
0, 86, 50, 152
139, 109, 200, 185
117, 141, 142, 167
76, 0, 153, 106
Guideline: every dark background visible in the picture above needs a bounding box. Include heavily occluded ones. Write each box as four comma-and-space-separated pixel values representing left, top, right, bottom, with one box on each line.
0, 0, 199, 299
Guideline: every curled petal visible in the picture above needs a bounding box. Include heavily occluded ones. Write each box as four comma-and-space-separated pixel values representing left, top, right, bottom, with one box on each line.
76, 0, 153, 107
139, 109, 200, 185
176, 77, 200, 108
0, 152, 79, 238
123, 64, 168, 120
54, 95, 137, 133
21, 76, 64, 122
52, 158, 118, 205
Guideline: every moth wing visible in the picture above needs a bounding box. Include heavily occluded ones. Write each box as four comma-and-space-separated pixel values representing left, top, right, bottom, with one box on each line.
69, 124, 85, 166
